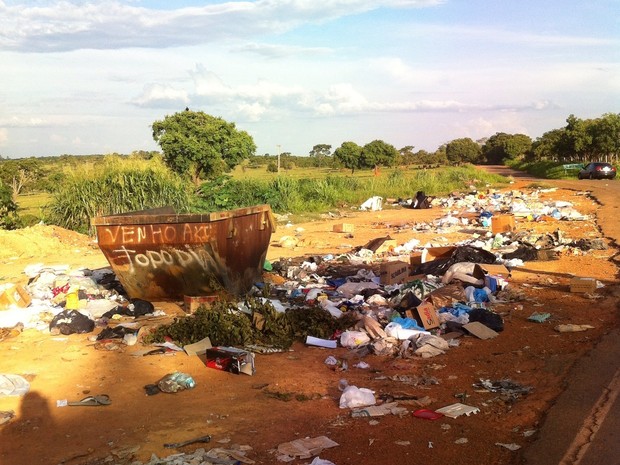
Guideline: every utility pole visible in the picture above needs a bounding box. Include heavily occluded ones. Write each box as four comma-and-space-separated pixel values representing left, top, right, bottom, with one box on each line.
276, 144, 281, 173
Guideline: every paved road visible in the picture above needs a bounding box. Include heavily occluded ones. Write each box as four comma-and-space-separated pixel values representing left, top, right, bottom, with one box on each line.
480, 166, 620, 465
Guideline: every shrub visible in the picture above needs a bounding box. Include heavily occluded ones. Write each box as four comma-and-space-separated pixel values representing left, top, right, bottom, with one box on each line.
0, 181, 19, 229
46, 156, 191, 234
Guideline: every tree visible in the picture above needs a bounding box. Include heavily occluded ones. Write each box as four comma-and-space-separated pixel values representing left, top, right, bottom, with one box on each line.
360, 140, 399, 171
445, 138, 482, 165
588, 113, 620, 163
333, 142, 362, 174
399, 146, 416, 166
0, 180, 19, 229
152, 110, 256, 185
309, 144, 332, 167
482, 133, 532, 164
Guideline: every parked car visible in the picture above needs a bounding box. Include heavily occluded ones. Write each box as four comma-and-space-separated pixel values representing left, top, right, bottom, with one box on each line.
577, 162, 617, 180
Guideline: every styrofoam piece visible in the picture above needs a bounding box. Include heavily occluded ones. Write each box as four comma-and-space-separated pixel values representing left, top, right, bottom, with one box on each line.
435, 402, 480, 418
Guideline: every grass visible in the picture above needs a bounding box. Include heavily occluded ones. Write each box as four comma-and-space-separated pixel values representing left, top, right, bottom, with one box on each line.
15, 163, 512, 231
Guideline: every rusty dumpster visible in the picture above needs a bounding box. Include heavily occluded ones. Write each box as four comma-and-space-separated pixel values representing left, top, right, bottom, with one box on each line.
91, 205, 276, 300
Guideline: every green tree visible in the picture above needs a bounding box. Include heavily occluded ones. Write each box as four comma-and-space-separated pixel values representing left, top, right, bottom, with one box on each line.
483, 133, 532, 164
333, 141, 363, 174
309, 144, 332, 167
531, 128, 567, 161
399, 146, 416, 166
152, 110, 256, 185
588, 113, 620, 163
360, 140, 399, 171
446, 138, 482, 165
0, 180, 19, 229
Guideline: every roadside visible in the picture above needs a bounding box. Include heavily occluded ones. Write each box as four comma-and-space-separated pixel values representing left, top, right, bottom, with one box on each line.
479, 165, 620, 465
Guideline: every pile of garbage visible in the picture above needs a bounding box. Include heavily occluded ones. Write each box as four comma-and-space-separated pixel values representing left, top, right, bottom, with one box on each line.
0, 188, 604, 356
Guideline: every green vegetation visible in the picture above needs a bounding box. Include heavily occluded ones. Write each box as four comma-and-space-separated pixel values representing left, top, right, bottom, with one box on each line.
152, 110, 255, 185
192, 164, 507, 215
0, 181, 19, 229
2, 110, 617, 231
46, 155, 191, 234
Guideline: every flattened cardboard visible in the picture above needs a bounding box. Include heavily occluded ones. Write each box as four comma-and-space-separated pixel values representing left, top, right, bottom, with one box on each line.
479, 263, 512, 277
570, 277, 596, 293
427, 284, 466, 309
463, 322, 499, 339
0, 284, 32, 310
379, 260, 410, 285
363, 236, 397, 255
183, 337, 212, 356
491, 215, 516, 234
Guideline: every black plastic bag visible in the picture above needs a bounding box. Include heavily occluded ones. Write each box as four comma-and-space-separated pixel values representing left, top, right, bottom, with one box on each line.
49, 310, 95, 335
468, 308, 504, 332
412, 246, 497, 276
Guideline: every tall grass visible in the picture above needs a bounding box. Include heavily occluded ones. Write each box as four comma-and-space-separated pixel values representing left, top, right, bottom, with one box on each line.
47, 155, 191, 234
194, 165, 509, 215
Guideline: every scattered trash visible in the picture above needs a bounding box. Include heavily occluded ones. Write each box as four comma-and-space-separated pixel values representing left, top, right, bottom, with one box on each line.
164, 434, 211, 449
276, 436, 339, 461
0, 410, 15, 425
496, 442, 522, 451
339, 385, 376, 409
156, 372, 196, 393
473, 379, 533, 400
67, 394, 111, 407
528, 312, 551, 323
413, 409, 444, 420
555, 324, 595, 333
435, 403, 480, 418
0, 374, 30, 397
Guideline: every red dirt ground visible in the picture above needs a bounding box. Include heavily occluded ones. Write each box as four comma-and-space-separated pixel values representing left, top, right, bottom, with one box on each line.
0, 178, 618, 465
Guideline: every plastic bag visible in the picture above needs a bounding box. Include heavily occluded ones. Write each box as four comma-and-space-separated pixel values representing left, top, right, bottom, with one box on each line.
339, 385, 376, 409
340, 331, 370, 348
157, 372, 196, 393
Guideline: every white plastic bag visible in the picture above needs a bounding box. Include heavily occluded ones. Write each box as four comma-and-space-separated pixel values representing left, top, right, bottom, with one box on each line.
339, 385, 376, 409
340, 330, 370, 348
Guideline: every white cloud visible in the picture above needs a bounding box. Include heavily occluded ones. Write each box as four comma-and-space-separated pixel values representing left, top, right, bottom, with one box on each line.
0, 0, 444, 52
231, 42, 333, 58
0, 128, 7, 145
133, 83, 189, 108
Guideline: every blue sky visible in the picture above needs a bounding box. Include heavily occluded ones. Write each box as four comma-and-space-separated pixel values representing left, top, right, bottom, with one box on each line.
1, 0, 618, 158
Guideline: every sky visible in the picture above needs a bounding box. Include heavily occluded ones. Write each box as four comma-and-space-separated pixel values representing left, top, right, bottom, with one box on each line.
1, 0, 619, 158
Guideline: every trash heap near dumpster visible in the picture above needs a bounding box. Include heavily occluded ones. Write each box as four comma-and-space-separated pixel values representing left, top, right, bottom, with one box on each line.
0, 187, 608, 464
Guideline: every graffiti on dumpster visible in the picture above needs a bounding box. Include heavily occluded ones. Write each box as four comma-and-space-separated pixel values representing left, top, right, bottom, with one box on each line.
109, 245, 221, 274
99, 223, 215, 245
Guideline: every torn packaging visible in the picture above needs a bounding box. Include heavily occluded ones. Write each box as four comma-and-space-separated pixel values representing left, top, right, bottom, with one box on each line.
203, 347, 255, 376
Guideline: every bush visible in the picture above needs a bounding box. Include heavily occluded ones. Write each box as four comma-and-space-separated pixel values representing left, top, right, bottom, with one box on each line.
266, 162, 278, 173
0, 181, 19, 229
46, 156, 191, 234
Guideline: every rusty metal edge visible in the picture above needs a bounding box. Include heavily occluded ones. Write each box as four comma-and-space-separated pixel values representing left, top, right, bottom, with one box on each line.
91, 204, 276, 230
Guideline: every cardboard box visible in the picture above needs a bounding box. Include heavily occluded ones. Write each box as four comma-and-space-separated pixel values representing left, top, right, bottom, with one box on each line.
491, 215, 516, 234
333, 223, 354, 233
363, 236, 397, 255
570, 277, 596, 293
204, 346, 255, 375
379, 260, 410, 285
412, 301, 440, 330
0, 284, 32, 310
184, 294, 219, 314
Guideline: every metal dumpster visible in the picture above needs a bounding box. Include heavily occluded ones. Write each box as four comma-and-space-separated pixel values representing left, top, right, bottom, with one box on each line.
91, 205, 276, 300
